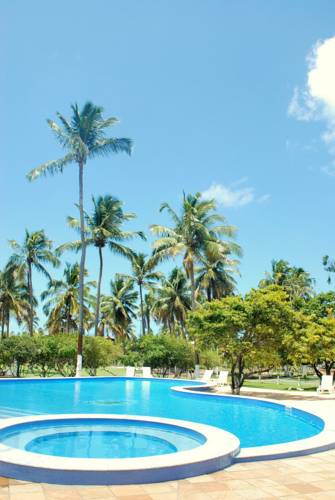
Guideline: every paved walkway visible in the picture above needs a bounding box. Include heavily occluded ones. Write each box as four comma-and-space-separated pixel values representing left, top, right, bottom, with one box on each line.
1, 389, 335, 500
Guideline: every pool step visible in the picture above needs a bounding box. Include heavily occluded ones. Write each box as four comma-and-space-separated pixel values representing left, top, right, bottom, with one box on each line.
0, 406, 42, 419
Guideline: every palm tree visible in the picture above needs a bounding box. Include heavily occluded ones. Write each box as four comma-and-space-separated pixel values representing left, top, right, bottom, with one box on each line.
152, 267, 191, 336
150, 192, 241, 309
58, 195, 144, 336
259, 260, 315, 301
27, 102, 132, 375
42, 263, 95, 335
121, 252, 161, 335
196, 252, 240, 301
98, 275, 138, 339
0, 262, 30, 338
8, 230, 59, 335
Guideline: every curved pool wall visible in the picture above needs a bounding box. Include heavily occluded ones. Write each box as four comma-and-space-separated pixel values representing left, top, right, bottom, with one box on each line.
0, 377, 324, 448
0, 414, 240, 484
0, 417, 206, 458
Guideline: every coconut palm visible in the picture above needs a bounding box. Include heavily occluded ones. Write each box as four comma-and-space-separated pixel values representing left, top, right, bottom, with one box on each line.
42, 263, 95, 335
98, 275, 138, 339
152, 267, 191, 336
259, 260, 315, 301
0, 262, 30, 338
150, 192, 241, 309
8, 230, 59, 335
27, 102, 132, 375
121, 252, 161, 335
58, 195, 144, 336
196, 253, 240, 301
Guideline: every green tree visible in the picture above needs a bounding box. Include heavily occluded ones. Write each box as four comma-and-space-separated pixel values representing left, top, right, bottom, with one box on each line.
323, 255, 335, 284
83, 337, 123, 376
41, 263, 95, 335
58, 195, 143, 336
99, 275, 138, 339
121, 253, 161, 335
152, 268, 191, 336
0, 262, 30, 338
8, 230, 59, 335
27, 102, 132, 375
188, 287, 294, 394
151, 192, 241, 309
259, 259, 314, 302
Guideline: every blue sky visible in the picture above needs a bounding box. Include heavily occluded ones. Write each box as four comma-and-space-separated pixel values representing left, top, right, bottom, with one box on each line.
1, 0, 335, 327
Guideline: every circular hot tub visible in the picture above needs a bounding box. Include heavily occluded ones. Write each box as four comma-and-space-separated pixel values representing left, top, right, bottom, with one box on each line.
0, 414, 240, 484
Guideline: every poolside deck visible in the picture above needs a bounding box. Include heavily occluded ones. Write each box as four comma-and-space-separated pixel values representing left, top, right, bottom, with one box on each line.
1, 390, 335, 499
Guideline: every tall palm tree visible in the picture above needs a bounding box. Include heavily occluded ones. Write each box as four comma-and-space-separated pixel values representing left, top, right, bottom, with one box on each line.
196, 252, 240, 301
121, 252, 161, 335
58, 195, 144, 336
42, 263, 95, 335
27, 102, 132, 375
152, 267, 191, 336
98, 275, 138, 339
8, 230, 59, 335
150, 192, 241, 309
0, 262, 30, 338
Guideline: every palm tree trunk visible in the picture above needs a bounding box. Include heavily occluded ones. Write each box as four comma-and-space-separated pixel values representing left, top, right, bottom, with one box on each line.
189, 262, 196, 310
76, 160, 86, 377
94, 246, 104, 336
1, 311, 5, 339
6, 312, 9, 337
27, 260, 34, 336
139, 283, 145, 336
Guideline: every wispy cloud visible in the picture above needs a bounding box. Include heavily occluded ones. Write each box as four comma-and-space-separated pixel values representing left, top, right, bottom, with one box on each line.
202, 180, 270, 208
288, 36, 335, 173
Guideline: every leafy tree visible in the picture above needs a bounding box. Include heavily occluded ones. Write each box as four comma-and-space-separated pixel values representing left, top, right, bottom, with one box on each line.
188, 287, 294, 394
98, 276, 138, 339
8, 230, 59, 335
41, 263, 95, 334
59, 195, 144, 336
121, 253, 161, 335
0, 262, 30, 338
31, 335, 59, 377
152, 267, 191, 335
200, 349, 222, 369
27, 102, 132, 375
124, 334, 194, 376
2, 335, 37, 377
259, 259, 314, 302
151, 192, 241, 309
285, 294, 335, 378
83, 337, 122, 376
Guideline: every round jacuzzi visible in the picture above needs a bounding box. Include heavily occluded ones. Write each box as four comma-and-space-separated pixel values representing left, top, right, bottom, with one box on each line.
0, 414, 240, 484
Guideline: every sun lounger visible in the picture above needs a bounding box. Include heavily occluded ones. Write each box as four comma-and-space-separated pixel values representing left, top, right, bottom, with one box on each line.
317, 374, 334, 393
125, 366, 135, 377
200, 369, 213, 382
217, 370, 229, 386
142, 366, 152, 378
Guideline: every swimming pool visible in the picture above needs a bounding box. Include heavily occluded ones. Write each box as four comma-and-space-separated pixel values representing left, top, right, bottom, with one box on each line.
0, 377, 324, 448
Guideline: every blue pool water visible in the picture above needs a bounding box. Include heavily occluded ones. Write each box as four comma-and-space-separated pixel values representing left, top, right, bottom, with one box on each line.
0, 378, 324, 448
0, 418, 205, 458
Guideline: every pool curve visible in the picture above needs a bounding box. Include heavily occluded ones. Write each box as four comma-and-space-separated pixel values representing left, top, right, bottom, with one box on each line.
0, 377, 324, 448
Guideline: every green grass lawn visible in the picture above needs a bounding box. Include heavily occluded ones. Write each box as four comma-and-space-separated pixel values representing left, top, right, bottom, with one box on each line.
243, 377, 319, 391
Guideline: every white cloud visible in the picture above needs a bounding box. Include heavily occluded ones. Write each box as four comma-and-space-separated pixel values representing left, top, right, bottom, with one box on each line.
289, 36, 335, 173
202, 180, 270, 208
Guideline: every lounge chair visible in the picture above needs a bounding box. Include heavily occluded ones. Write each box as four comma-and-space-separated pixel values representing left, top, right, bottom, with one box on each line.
217, 370, 229, 386
317, 374, 334, 393
142, 366, 152, 378
125, 366, 135, 377
200, 369, 213, 382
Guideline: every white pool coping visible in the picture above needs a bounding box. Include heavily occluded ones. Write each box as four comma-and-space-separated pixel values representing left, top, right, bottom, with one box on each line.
0, 413, 240, 484
0, 376, 333, 465
172, 383, 335, 461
